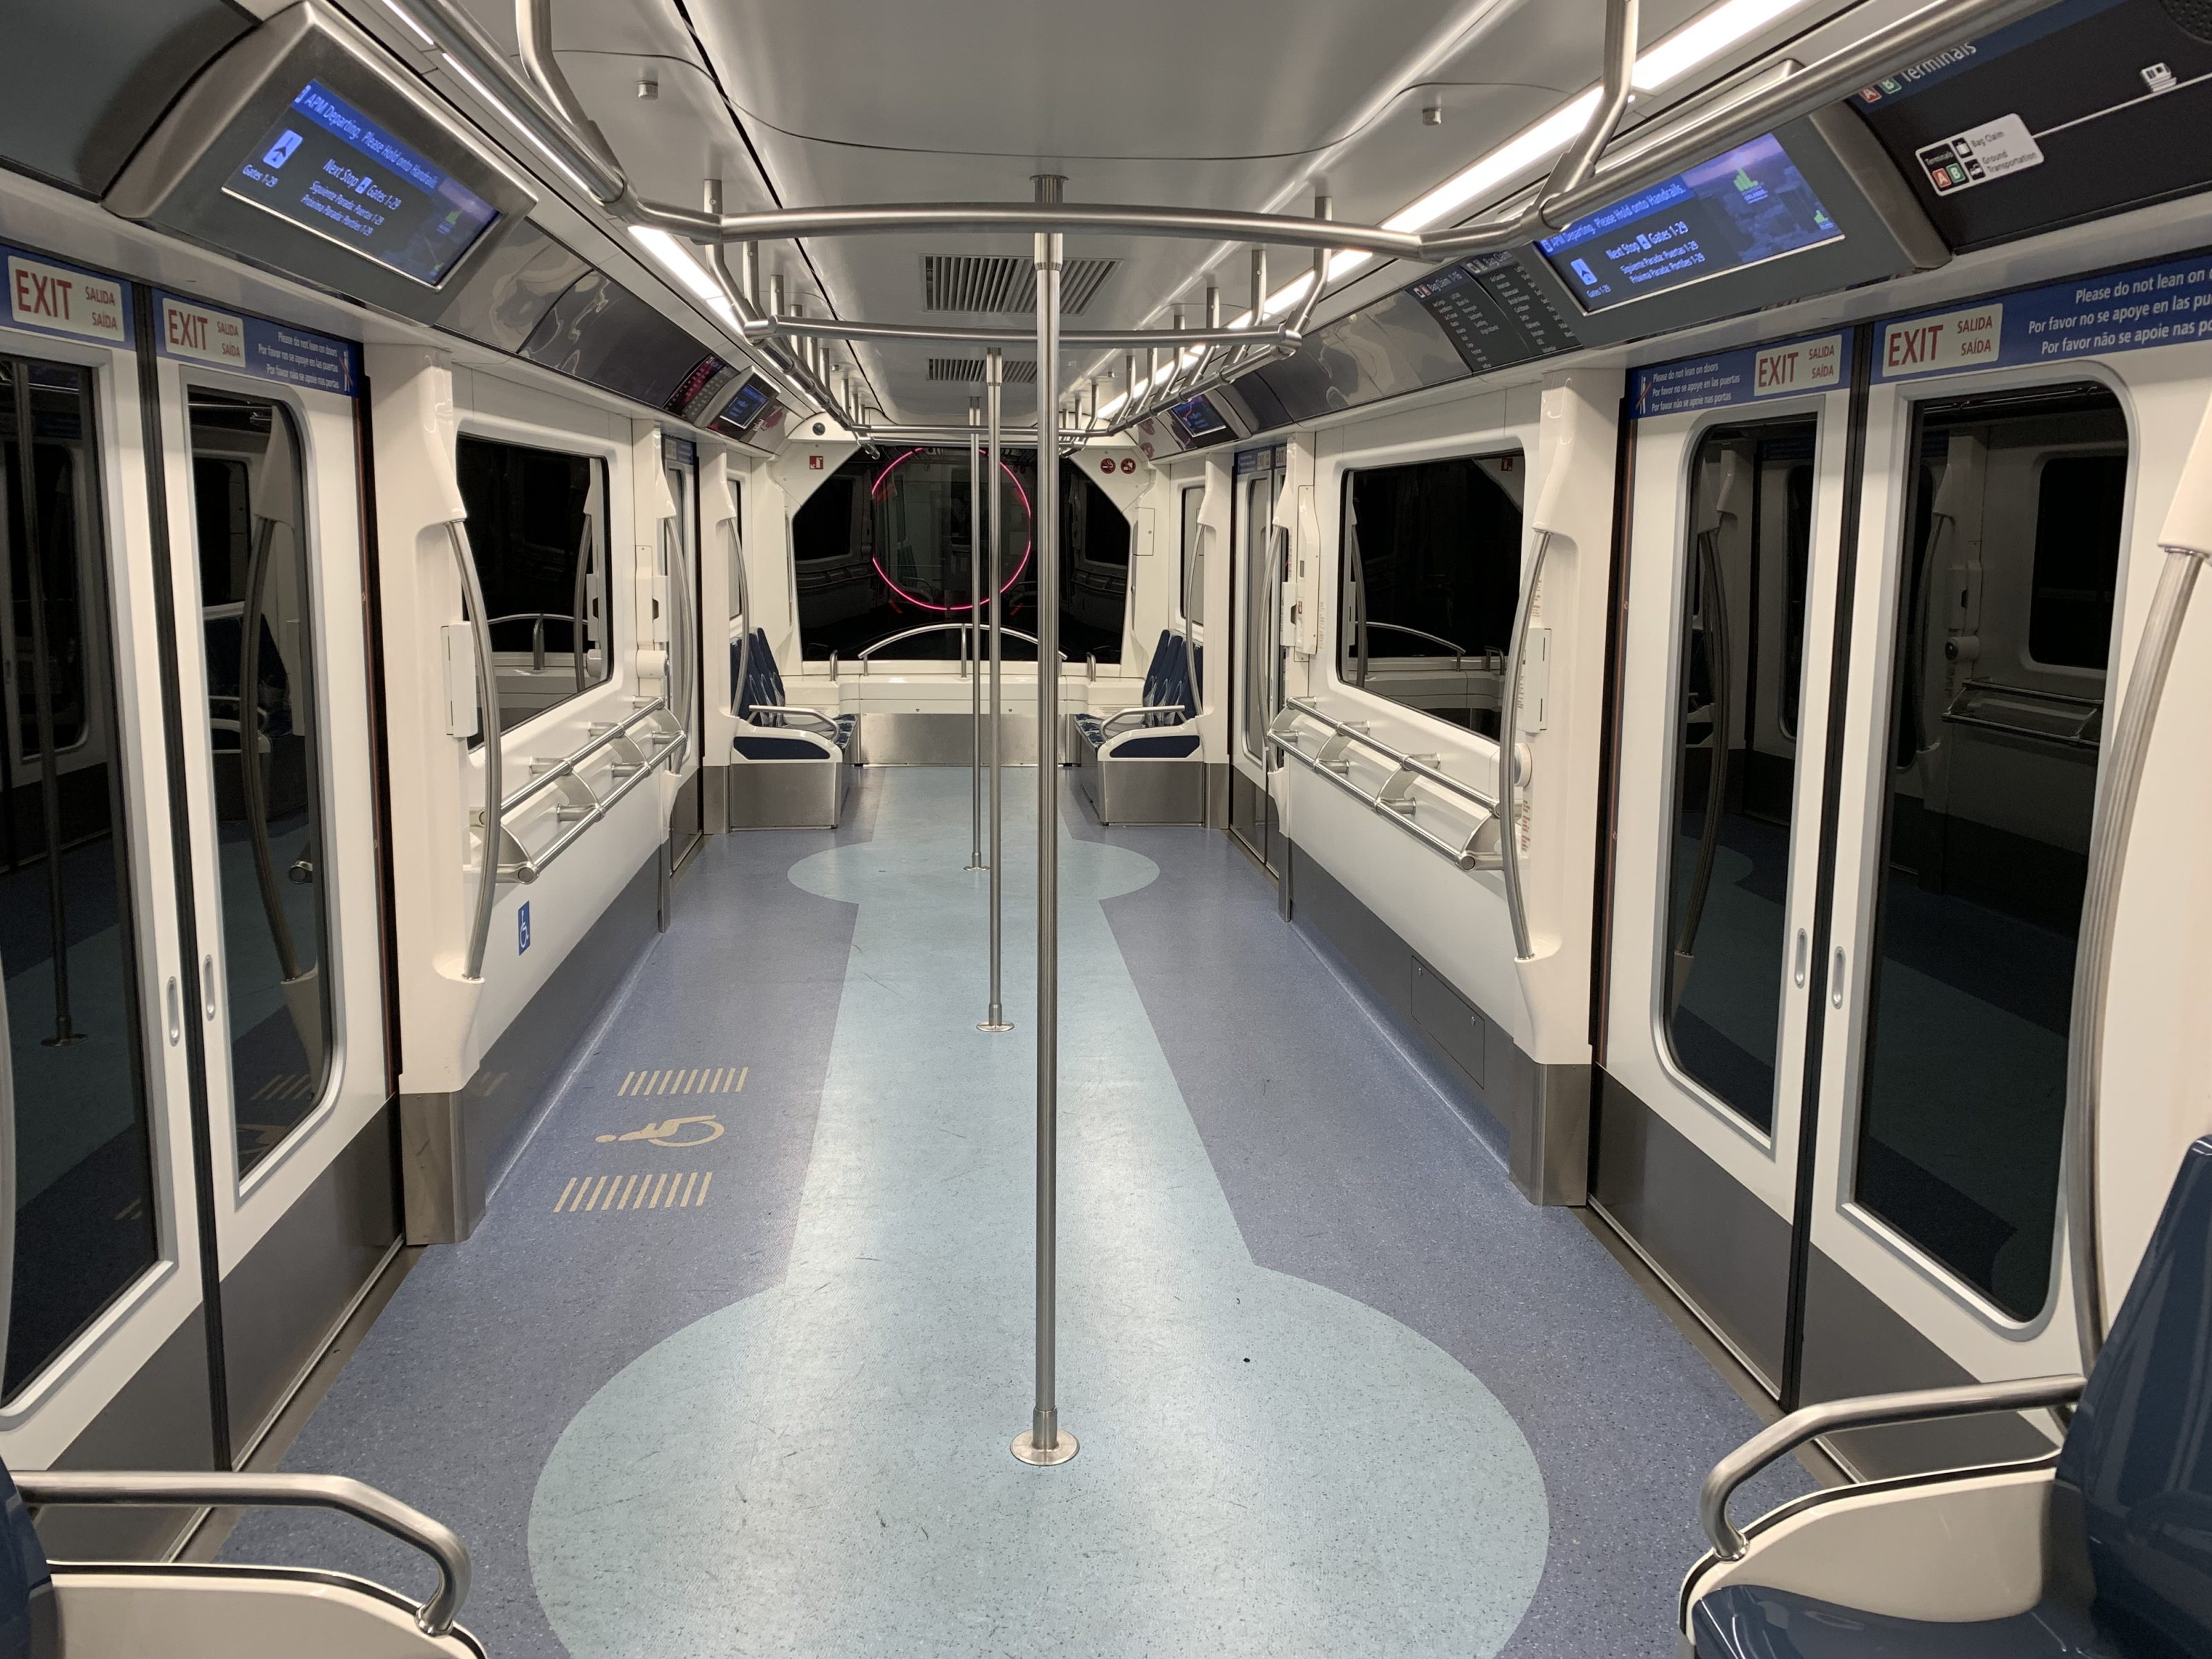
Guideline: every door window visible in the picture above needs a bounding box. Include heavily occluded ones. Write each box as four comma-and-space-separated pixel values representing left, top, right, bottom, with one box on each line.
1851, 385, 2124, 1320
1239, 472, 1280, 764
187, 391, 335, 1177
1340, 453, 1522, 735
1661, 421, 1818, 1136
454, 436, 610, 730
1, 356, 160, 1398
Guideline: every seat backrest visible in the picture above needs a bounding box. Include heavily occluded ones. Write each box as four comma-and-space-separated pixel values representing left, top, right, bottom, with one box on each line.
733, 631, 787, 727
0, 1459, 55, 1659
1139, 630, 1177, 711
2054, 1136, 2212, 1656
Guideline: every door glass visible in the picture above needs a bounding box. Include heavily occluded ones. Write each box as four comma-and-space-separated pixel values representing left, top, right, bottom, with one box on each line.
455, 436, 610, 731
187, 391, 334, 1177
1340, 453, 1522, 735
1662, 419, 1818, 1136
1239, 473, 1280, 764
1, 356, 160, 1396
1852, 385, 2124, 1320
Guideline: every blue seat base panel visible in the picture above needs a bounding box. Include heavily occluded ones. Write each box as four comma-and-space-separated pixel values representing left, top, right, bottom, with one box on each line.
1691, 1585, 2113, 1659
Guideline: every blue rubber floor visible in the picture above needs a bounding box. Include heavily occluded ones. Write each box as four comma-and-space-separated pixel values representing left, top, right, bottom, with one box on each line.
227, 767, 1805, 1656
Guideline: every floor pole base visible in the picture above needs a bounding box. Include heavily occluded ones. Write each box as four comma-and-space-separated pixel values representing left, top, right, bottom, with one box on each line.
979, 1020, 1014, 1033
1011, 1428, 1077, 1466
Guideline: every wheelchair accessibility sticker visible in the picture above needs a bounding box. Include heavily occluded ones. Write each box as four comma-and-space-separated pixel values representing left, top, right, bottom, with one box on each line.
597, 1114, 725, 1149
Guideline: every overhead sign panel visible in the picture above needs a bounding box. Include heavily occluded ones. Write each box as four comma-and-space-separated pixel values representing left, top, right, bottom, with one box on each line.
156, 292, 360, 395
1407, 252, 1580, 373
1879, 246, 2212, 378
3, 247, 130, 345
1631, 330, 1854, 418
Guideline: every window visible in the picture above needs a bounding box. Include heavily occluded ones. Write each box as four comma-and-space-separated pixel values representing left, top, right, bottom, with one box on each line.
1, 357, 160, 1398
455, 436, 610, 730
727, 476, 746, 627
1660, 420, 1818, 1136
187, 391, 335, 1177
790, 449, 1125, 662
1852, 385, 2125, 1320
1339, 452, 1522, 735
1180, 485, 1203, 625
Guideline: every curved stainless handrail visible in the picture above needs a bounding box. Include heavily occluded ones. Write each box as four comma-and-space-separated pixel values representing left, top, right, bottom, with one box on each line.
1269, 697, 1501, 872
449, 525, 501, 983
1697, 1374, 2083, 1561
1497, 532, 1551, 961
1358, 621, 1474, 665
501, 699, 676, 818
237, 514, 301, 983
19, 1469, 474, 1638
487, 612, 579, 677
856, 621, 1053, 666
2065, 543, 2210, 1365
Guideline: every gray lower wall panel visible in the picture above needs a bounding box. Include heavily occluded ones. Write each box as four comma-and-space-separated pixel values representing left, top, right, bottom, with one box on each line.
401, 849, 661, 1242
1799, 1246, 2057, 1479
1284, 841, 1586, 1202
221, 1103, 400, 1450
39, 1309, 216, 1562
1591, 1069, 1790, 1389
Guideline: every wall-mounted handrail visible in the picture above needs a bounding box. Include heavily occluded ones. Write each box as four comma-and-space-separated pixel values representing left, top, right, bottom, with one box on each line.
500, 698, 673, 818
1269, 698, 1501, 873
449, 524, 502, 982
856, 622, 1056, 668
1358, 621, 1476, 666
488, 611, 579, 676
1497, 533, 1552, 962
18, 1469, 474, 1638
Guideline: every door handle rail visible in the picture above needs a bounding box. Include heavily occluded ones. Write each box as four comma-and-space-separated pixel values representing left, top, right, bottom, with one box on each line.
1268, 702, 1501, 872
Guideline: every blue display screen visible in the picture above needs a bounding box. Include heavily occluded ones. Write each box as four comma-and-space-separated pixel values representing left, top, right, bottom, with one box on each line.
1170, 393, 1229, 442
225, 81, 500, 287
713, 377, 774, 437
1536, 133, 1841, 313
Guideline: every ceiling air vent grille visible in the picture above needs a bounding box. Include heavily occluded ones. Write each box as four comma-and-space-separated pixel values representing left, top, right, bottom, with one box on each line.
921, 256, 1116, 315
928, 357, 1039, 385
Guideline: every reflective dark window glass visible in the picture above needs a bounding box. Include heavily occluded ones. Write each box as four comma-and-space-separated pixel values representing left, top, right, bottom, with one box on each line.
455, 436, 610, 730
1340, 453, 1522, 735
1853, 385, 2123, 1320
1661, 420, 1818, 1135
1180, 486, 1203, 625
791, 449, 1123, 662
1, 357, 159, 1398
188, 392, 335, 1176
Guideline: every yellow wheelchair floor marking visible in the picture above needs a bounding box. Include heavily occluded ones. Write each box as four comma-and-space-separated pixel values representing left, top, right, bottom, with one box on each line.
617, 1067, 747, 1097
554, 1172, 713, 1213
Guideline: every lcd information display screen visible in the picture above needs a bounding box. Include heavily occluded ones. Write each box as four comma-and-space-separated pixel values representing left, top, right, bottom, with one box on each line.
1537, 133, 1843, 314
1169, 393, 1232, 447
226, 80, 500, 287
713, 377, 774, 438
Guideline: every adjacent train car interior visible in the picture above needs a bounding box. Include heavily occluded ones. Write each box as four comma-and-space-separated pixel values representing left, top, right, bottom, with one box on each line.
4, 0, 2212, 1653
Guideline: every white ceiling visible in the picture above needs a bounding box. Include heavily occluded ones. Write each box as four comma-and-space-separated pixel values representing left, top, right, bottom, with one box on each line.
456, 0, 1868, 424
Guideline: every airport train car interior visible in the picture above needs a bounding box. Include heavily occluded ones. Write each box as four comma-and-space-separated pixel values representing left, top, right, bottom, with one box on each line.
9, 0, 2212, 1652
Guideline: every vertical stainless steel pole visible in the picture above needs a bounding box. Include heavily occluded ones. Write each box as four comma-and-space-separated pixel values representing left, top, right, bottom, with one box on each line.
981, 351, 1011, 1035
967, 398, 985, 868
1013, 176, 1074, 1468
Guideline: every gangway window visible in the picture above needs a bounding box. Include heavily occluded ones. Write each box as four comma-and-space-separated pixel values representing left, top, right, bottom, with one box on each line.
1, 357, 160, 1399
1853, 385, 2125, 1321
454, 436, 610, 731
790, 449, 1123, 663
188, 392, 335, 1177
1339, 451, 1522, 735
1661, 420, 1817, 1136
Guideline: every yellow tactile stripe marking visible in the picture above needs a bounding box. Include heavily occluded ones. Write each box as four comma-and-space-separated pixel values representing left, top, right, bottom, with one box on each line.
553, 1172, 714, 1213
617, 1066, 747, 1097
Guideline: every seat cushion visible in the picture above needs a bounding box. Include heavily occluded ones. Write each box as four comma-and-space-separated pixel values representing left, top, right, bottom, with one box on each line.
832, 715, 858, 746
1107, 731, 1201, 759
734, 734, 832, 761
1692, 1585, 2113, 1659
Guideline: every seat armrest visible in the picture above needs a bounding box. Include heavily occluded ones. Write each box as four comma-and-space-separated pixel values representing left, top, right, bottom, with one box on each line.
1100, 704, 1189, 735
749, 704, 842, 737
1700, 1374, 2081, 1559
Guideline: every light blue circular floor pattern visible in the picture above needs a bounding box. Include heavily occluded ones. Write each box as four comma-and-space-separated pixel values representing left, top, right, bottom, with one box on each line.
531, 771, 1548, 1655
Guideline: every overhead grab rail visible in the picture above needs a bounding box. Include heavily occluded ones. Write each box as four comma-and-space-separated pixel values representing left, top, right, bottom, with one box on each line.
17, 1469, 474, 1639
1268, 698, 1503, 873
384, 0, 2045, 441
485, 698, 684, 885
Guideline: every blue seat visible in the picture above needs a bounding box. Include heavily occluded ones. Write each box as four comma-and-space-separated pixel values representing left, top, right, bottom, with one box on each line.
203, 612, 293, 749
0, 1460, 53, 1659
1075, 630, 1205, 823
729, 631, 854, 828
1691, 1137, 2212, 1659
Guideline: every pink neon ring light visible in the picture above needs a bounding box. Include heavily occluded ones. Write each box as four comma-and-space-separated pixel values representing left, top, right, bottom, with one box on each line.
866, 447, 1034, 614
